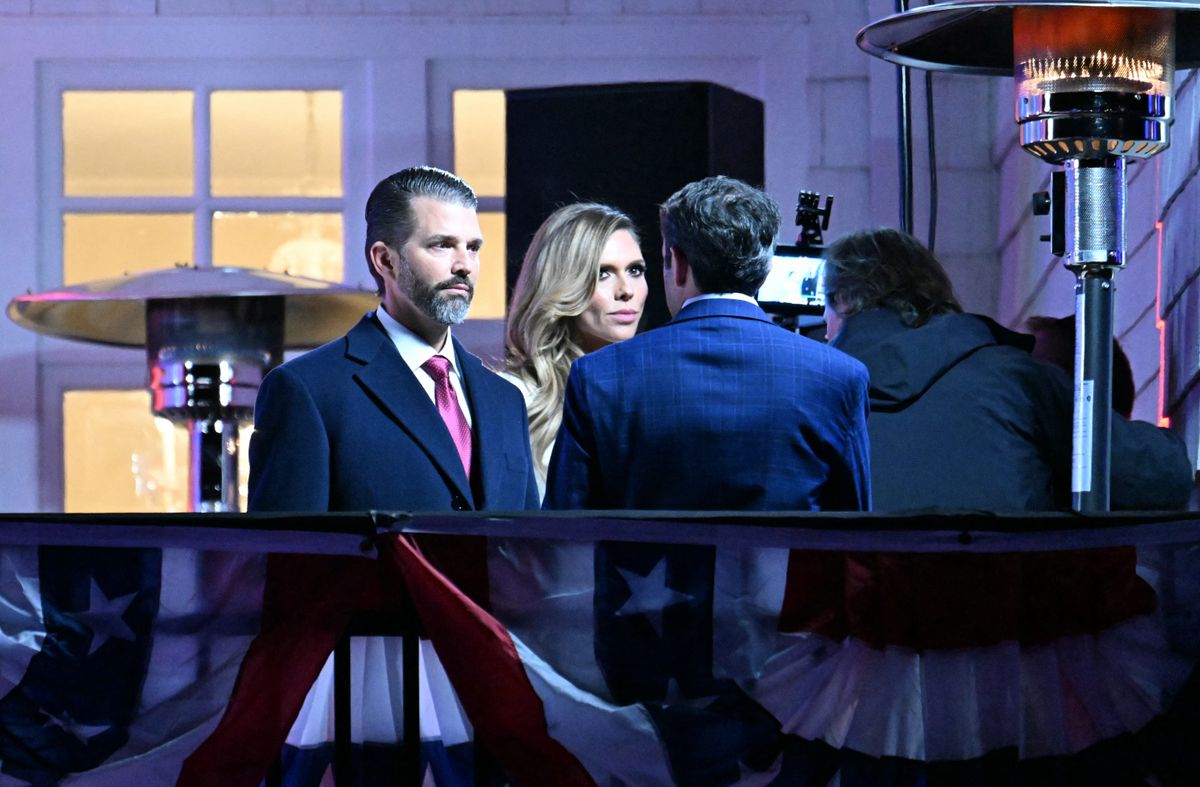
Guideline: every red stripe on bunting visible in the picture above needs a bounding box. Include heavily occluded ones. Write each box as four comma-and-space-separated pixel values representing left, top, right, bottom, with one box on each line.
177, 553, 400, 786
780, 547, 1156, 649
382, 533, 597, 787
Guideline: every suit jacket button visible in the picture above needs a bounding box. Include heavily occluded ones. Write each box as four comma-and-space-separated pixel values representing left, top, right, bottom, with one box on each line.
451, 496, 469, 511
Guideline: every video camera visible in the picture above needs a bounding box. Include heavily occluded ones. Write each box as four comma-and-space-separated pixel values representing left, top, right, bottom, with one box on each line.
757, 191, 834, 328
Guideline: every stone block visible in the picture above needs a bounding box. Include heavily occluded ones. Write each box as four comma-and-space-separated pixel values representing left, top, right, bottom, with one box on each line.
621, 0, 699, 14
805, 0, 871, 79
1005, 253, 1074, 329
33, 0, 153, 13
1115, 226, 1159, 337
996, 148, 1049, 257
942, 251, 999, 317
156, 0, 236, 13
390, 0, 468, 12
305, 0, 364, 13
929, 73, 997, 170
1165, 277, 1200, 413
929, 168, 997, 257
817, 77, 869, 168
1160, 180, 1200, 311
990, 85, 1018, 165
1117, 308, 1161, 401
807, 0, 868, 26
484, 0, 565, 13
567, 0, 621, 13
360, 0, 415, 11
1129, 366, 1161, 425
700, 0, 807, 15
1125, 159, 1160, 247
1161, 71, 1199, 209
1165, 363, 1200, 476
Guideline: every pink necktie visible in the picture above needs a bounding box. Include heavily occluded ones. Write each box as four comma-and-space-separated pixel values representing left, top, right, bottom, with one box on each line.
421, 355, 473, 478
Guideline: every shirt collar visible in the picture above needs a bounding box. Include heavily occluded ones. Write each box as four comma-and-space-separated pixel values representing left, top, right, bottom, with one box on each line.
375, 306, 459, 375
681, 292, 759, 310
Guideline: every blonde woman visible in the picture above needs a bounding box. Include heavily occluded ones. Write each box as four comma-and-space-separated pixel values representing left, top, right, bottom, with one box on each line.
503, 203, 648, 497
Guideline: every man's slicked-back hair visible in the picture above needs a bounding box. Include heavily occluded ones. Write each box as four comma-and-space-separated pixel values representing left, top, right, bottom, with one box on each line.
822, 227, 961, 328
659, 175, 780, 296
363, 166, 478, 295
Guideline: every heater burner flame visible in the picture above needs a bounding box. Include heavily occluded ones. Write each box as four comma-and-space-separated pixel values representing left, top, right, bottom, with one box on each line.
1019, 50, 1169, 96
1010, 5, 1177, 163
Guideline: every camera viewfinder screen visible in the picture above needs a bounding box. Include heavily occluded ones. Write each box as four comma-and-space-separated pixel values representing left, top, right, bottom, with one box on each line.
757, 245, 825, 314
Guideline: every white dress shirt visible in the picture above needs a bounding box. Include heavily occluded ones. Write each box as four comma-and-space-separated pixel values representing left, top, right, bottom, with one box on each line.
375, 307, 473, 427
680, 292, 759, 310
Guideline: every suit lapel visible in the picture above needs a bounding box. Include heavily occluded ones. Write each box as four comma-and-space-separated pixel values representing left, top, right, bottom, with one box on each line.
348, 315, 474, 505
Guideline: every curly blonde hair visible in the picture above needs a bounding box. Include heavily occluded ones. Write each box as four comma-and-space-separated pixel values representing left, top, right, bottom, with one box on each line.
504, 203, 638, 481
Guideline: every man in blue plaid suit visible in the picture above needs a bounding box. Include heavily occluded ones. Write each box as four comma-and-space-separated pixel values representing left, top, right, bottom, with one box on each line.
541, 177, 871, 781
544, 175, 871, 512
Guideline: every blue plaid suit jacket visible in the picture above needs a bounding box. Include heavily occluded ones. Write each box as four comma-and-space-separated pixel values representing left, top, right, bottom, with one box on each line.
543, 297, 871, 511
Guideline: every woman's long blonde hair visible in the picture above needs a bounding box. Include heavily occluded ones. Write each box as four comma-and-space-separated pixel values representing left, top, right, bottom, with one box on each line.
505, 203, 638, 481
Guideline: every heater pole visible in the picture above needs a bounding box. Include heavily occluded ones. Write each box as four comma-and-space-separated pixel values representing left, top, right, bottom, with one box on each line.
895, 0, 914, 234
187, 417, 243, 513
1064, 157, 1126, 512
1072, 268, 1115, 511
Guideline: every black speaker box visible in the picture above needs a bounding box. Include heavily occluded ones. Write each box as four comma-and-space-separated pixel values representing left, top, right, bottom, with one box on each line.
505, 81, 765, 329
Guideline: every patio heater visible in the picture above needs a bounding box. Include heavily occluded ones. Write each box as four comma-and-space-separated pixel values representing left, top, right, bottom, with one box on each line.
858, 0, 1200, 511
7, 267, 378, 512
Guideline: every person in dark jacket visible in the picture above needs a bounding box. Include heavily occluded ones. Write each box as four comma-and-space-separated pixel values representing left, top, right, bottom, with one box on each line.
1027, 313, 1135, 419
821, 227, 1193, 511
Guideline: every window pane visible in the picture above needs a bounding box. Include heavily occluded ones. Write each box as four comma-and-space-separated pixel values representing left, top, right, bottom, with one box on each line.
211, 90, 343, 197
213, 211, 344, 281
473, 211, 506, 320
63, 390, 189, 513
63, 91, 194, 197
454, 90, 505, 198
63, 213, 194, 284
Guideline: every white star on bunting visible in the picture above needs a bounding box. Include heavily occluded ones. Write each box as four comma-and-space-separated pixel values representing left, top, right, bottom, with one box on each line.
614, 558, 694, 638
72, 579, 138, 656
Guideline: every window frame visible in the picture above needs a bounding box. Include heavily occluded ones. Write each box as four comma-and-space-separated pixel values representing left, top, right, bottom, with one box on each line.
36, 59, 368, 512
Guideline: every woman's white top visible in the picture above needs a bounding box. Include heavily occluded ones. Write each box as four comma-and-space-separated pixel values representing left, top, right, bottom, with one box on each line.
498, 370, 553, 502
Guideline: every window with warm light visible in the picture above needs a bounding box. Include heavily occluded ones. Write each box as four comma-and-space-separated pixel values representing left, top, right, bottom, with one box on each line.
63, 391, 190, 513
210, 90, 343, 198
60, 88, 345, 283
58, 87, 344, 512
212, 211, 343, 277
453, 89, 507, 319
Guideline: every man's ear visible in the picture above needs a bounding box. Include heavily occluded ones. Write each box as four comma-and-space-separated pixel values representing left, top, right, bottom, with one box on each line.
667, 246, 689, 288
368, 241, 395, 281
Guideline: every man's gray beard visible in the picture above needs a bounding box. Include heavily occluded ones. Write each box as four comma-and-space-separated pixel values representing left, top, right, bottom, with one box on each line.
409, 276, 473, 325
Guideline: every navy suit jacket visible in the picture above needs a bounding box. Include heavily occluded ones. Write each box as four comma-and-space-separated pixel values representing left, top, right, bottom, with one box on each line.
543, 297, 871, 511
248, 313, 540, 513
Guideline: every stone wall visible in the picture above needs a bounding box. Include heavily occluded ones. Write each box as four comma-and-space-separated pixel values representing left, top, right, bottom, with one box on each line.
1158, 70, 1200, 494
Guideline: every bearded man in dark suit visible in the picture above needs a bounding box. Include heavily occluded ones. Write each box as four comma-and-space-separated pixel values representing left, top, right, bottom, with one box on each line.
250, 165, 538, 513
184, 167, 538, 784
